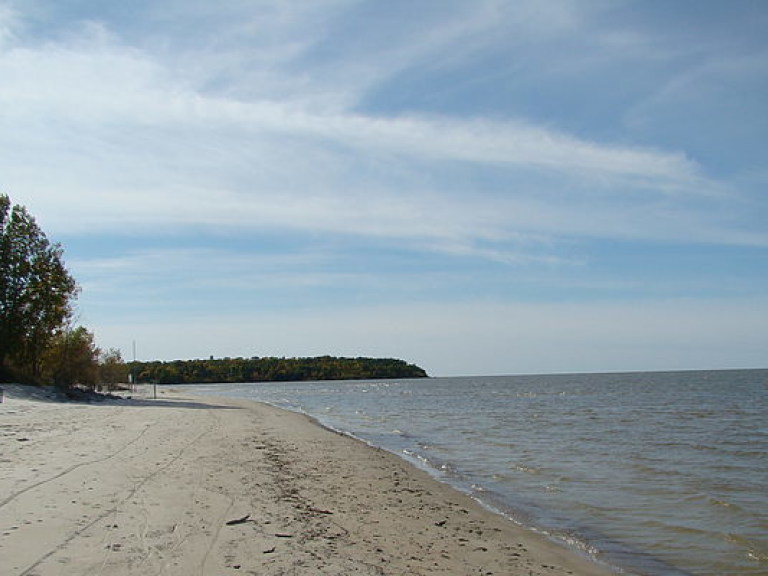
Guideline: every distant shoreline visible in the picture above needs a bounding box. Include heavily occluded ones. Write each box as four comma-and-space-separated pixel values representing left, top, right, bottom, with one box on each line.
128, 355, 428, 385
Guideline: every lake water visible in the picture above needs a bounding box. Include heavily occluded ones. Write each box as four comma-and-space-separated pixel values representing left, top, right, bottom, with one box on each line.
180, 369, 768, 576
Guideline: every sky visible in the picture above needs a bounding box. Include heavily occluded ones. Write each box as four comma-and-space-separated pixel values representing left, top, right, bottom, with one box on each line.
1, 0, 767, 376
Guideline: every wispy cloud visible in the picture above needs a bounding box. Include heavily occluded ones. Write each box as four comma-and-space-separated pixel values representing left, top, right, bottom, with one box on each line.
1, 0, 766, 373
0, 4, 742, 259
626, 49, 768, 131
0, 3, 17, 45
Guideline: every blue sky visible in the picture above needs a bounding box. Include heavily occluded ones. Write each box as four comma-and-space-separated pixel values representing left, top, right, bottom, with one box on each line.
1, 0, 766, 376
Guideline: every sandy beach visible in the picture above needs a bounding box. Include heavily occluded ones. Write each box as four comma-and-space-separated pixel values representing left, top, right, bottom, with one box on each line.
1, 386, 616, 576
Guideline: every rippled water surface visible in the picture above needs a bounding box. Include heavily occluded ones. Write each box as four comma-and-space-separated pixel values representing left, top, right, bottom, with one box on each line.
181, 369, 768, 576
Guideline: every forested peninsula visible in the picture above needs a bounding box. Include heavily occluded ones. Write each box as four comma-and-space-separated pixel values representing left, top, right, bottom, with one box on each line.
130, 356, 428, 385
1, 194, 428, 390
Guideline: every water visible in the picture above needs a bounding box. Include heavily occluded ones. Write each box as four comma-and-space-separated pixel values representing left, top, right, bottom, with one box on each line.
179, 369, 768, 576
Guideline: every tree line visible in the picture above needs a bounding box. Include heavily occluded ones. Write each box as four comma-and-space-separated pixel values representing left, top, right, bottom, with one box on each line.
1, 194, 427, 389
129, 356, 427, 384
0, 194, 132, 388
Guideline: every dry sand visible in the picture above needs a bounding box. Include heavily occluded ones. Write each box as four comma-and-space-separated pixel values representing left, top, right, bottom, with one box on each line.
0, 385, 617, 575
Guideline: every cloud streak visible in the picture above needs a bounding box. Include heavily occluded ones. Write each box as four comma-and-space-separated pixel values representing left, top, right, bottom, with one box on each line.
0, 7, 740, 258
1, 1, 766, 373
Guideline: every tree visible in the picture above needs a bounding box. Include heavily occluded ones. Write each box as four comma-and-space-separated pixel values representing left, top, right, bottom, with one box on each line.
40, 326, 100, 389
128, 355, 428, 384
0, 194, 79, 379
98, 348, 129, 389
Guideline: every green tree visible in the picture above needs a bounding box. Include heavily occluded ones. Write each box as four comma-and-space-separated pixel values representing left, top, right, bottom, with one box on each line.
128, 355, 428, 384
98, 348, 129, 390
40, 326, 100, 389
0, 194, 79, 379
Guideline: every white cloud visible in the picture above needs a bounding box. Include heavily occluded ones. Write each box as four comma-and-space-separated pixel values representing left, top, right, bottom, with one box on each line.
0, 3, 17, 46
0, 0, 764, 260
626, 49, 768, 131
0, 21, 702, 186
1, 1, 763, 375
70, 247, 339, 296
0, 17, 730, 253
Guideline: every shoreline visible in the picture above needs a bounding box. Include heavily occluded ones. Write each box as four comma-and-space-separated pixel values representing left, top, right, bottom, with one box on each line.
1, 386, 617, 575
266, 398, 604, 560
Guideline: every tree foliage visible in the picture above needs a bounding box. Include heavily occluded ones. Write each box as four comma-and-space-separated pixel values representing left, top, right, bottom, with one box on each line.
130, 356, 428, 384
40, 326, 100, 388
0, 194, 79, 381
99, 348, 129, 389
0, 195, 429, 390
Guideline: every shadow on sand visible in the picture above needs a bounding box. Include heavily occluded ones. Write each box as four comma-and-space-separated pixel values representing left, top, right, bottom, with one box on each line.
119, 397, 240, 410
0, 384, 240, 411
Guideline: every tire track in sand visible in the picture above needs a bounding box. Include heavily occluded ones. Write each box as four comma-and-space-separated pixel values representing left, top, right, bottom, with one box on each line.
16, 410, 218, 576
0, 411, 155, 510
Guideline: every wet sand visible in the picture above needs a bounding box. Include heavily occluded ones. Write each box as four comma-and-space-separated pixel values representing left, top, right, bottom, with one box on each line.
0, 386, 616, 575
